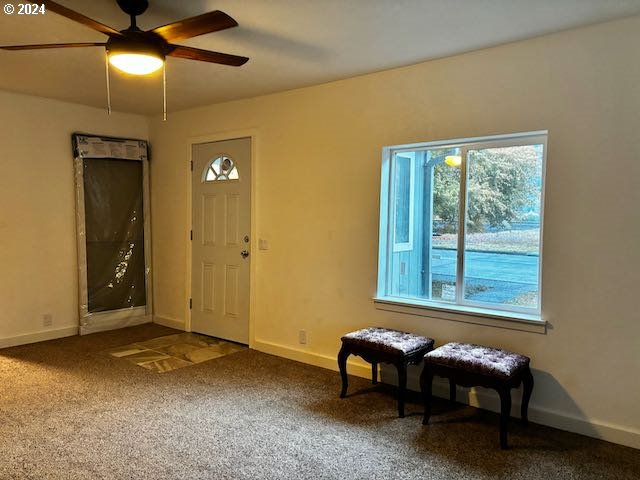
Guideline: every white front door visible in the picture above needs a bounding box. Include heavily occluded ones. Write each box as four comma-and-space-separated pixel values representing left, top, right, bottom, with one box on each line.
191, 137, 251, 343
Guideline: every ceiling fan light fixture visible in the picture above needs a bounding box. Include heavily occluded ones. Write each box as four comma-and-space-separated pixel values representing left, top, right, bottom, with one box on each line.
108, 51, 164, 75
2, 0, 249, 119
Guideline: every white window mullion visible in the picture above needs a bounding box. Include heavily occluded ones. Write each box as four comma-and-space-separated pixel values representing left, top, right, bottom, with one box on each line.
455, 147, 469, 304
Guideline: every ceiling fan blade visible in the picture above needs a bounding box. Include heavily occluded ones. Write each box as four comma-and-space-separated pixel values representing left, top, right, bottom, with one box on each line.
151, 10, 238, 42
42, 0, 122, 37
0, 42, 106, 50
168, 45, 248, 67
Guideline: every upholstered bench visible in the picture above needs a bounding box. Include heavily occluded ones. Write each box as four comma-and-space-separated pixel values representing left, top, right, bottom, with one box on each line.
338, 327, 435, 417
420, 342, 534, 449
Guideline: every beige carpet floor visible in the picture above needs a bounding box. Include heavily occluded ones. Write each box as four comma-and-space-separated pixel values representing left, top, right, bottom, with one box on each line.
0, 323, 637, 479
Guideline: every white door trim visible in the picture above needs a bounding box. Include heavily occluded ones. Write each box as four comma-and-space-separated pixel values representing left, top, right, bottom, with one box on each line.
185, 128, 258, 348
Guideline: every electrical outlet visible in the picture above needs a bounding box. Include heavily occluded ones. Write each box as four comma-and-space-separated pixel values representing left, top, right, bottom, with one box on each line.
298, 330, 307, 345
42, 314, 53, 327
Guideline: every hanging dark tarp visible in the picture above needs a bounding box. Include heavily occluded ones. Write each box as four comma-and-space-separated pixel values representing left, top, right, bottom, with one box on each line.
83, 158, 146, 312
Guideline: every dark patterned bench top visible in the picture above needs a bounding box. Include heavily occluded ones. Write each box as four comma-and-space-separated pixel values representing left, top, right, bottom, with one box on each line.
424, 342, 529, 379
341, 327, 434, 356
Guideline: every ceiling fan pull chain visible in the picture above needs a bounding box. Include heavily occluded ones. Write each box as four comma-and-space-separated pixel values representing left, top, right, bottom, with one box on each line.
163, 62, 167, 121
104, 51, 112, 115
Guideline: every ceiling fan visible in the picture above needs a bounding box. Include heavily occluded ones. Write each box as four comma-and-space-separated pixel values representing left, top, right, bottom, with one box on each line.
0, 0, 249, 116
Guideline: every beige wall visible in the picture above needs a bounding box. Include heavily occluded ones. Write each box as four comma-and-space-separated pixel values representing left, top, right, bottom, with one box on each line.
0, 91, 148, 345
148, 16, 640, 447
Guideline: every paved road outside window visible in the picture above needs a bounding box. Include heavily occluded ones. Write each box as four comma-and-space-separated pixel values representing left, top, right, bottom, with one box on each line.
431, 248, 538, 304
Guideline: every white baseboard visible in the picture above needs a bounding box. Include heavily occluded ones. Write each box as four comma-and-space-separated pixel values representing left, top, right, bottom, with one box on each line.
0, 326, 78, 349
252, 338, 640, 450
80, 314, 151, 335
153, 315, 186, 331
426, 376, 640, 449
253, 338, 373, 378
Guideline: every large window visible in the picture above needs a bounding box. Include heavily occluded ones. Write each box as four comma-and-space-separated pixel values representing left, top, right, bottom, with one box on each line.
376, 132, 546, 319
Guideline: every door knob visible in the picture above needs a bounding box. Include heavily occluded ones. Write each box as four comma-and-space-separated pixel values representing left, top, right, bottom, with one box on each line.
241, 250, 249, 259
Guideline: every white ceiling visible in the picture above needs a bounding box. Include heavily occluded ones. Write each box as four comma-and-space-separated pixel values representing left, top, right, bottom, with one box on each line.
1, 0, 639, 115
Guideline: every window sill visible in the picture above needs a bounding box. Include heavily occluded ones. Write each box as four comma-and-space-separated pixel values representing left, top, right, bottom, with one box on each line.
373, 296, 546, 334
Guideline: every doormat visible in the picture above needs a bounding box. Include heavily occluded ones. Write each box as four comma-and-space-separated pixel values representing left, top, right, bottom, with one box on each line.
105, 332, 246, 373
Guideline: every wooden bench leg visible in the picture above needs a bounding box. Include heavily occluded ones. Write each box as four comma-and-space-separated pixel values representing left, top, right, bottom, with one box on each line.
371, 362, 378, 385
521, 368, 534, 426
337, 344, 350, 398
498, 387, 512, 449
420, 367, 433, 425
395, 362, 407, 418
449, 378, 456, 402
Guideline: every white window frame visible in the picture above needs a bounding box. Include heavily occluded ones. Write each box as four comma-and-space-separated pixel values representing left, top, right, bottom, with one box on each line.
375, 131, 548, 328
392, 153, 415, 252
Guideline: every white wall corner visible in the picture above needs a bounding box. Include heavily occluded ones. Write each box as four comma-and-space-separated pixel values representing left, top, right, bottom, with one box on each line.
153, 315, 186, 331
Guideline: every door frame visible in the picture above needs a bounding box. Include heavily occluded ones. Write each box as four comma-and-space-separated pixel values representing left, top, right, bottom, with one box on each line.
185, 129, 258, 347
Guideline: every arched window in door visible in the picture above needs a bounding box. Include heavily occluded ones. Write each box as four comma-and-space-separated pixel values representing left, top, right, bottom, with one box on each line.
203, 155, 239, 181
